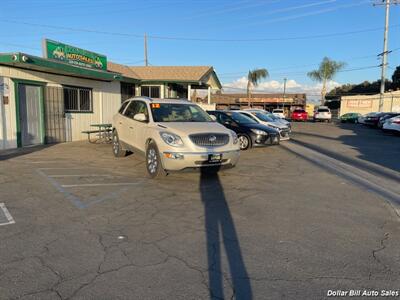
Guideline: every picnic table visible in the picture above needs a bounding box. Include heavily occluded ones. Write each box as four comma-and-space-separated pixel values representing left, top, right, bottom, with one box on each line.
82, 123, 112, 143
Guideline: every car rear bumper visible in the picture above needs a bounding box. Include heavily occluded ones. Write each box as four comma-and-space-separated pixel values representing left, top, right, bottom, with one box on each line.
161, 149, 240, 171
292, 116, 308, 121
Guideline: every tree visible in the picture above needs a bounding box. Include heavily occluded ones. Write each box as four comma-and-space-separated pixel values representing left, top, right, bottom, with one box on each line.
307, 57, 346, 105
247, 68, 269, 107
391, 66, 400, 90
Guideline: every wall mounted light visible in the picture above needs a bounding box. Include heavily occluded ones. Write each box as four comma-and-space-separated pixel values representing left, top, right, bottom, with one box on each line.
11, 55, 18, 61
21, 55, 29, 62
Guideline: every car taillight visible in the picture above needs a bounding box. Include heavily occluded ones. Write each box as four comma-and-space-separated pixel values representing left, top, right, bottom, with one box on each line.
393, 119, 400, 124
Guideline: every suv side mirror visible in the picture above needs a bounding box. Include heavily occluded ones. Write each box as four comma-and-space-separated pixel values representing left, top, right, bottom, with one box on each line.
133, 113, 148, 122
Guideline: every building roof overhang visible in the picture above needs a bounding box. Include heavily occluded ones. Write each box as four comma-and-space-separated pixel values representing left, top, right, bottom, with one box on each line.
0, 53, 139, 83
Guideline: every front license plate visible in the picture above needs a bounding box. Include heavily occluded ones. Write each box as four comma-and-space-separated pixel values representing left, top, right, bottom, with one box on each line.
208, 154, 222, 163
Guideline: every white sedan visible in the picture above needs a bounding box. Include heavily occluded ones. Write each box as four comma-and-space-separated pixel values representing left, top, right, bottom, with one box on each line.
383, 116, 400, 133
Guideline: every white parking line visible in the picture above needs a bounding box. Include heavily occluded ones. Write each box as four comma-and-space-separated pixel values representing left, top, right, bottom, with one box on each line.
61, 182, 140, 188
26, 161, 64, 164
48, 174, 120, 178
0, 203, 16, 226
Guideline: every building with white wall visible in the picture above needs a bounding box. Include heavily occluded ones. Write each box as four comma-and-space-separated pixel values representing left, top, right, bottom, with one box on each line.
0, 41, 221, 150
340, 92, 400, 116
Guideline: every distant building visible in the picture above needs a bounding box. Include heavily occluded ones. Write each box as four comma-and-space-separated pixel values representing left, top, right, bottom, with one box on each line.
210, 93, 307, 114
339, 91, 400, 116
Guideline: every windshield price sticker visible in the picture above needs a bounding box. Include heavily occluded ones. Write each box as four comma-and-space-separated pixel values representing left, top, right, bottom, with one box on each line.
151, 103, 160, 109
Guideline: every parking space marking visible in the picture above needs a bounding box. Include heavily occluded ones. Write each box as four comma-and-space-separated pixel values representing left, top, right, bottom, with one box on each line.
61, 182, 140, 188
26, 161, 64, 164
0, 203, 15, 226
36, 168, 144, 209
48, 174, 120, 178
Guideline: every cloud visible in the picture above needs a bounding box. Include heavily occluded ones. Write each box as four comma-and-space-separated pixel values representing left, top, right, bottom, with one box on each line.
222, 77, 341, 103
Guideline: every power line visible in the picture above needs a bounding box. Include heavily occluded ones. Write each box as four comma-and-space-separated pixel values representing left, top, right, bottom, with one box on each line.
219, 64, 381, 79
0, 19, 397, 42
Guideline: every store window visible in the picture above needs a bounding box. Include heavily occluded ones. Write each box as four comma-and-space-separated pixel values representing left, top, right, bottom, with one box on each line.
121, 82, 135, 103
141, 86, 160, 98
64, 86, 93, 112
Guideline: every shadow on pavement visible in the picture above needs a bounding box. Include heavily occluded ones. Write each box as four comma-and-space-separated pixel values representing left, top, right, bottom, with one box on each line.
0, 143, 56, 161
199, 169, 252, 300
292, 123, 400, 175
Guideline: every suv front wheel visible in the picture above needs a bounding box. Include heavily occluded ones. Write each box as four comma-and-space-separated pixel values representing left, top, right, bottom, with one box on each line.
146, 142, 167, 179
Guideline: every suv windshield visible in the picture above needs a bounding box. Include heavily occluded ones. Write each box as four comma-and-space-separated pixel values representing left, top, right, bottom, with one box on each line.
226, 112, 258, 124
151, 103, 212, 122
318, 109, 330, 112
294, 110, 306, 113
273, 109, 283, 113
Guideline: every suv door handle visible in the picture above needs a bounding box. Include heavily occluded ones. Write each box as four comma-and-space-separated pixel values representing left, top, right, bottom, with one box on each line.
129, 126, 133, 129
119, 121, 122, 124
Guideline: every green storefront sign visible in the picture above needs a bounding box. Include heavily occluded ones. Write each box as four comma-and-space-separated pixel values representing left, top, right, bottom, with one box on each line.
43, 39, 107, 70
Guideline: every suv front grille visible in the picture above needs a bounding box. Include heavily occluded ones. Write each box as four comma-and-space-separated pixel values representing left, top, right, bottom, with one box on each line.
189, 133, 229, 147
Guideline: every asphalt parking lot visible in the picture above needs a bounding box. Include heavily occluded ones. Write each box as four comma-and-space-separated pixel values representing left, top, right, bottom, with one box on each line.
0, 122, 399, 300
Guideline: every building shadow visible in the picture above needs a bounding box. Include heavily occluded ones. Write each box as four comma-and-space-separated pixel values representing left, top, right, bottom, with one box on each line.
199, 169, 252, 299
0, 142, 55, 161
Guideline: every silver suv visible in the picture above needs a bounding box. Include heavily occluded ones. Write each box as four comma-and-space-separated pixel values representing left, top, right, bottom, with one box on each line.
112, 97, 240, 178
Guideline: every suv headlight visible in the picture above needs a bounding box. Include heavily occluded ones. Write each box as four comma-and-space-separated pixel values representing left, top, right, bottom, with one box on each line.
251, 129, 268, 135
160, 132, 184, 147
230, 130, 238, 144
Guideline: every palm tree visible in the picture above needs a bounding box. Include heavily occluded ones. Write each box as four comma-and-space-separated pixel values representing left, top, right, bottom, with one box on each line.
247, 68, 269, 107
307, 57, 346, 105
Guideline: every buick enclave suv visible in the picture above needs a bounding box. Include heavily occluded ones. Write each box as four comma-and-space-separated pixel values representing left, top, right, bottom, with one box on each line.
112, 97, 240, 178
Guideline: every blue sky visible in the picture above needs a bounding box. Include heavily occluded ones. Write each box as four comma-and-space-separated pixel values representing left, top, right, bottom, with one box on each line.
0, 0, 399, 98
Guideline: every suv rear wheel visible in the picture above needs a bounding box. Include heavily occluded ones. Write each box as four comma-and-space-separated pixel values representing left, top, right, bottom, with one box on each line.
146, 142, 167, 179
112, 130, 127, 157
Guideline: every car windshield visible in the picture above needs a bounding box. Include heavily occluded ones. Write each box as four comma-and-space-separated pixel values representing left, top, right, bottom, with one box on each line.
318, 109, 330, 112
254, 112, 275, 122
151, 103, 212, 122
226, 112, 258, 124
266, 113, 281, 120
273, 109, 283, 113
294, 110, 305, 113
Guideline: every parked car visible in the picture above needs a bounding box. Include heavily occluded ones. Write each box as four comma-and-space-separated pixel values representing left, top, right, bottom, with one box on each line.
272, 108, 285, 119
363, 112, 387, 127
358, 112, 378, 125
378, 113, 400, 128
266, 112, 291, 128
340, 113, 362, 123
382, 115, 400, 133
313, 106, 332, 122
238, 110, 291, 140
291, 109, 308, 121
245, 109, 291, 129
207, 110, 280, 150
112, 97, 241, 178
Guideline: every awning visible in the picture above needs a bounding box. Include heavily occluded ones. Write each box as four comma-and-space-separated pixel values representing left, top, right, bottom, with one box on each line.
0, 53, 138, 83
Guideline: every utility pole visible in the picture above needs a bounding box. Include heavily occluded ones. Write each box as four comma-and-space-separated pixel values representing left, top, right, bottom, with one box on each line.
144, 33, 148, 66
282, 78, 287, 112
374, 0, 399, 111
379, 0, 390, 112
